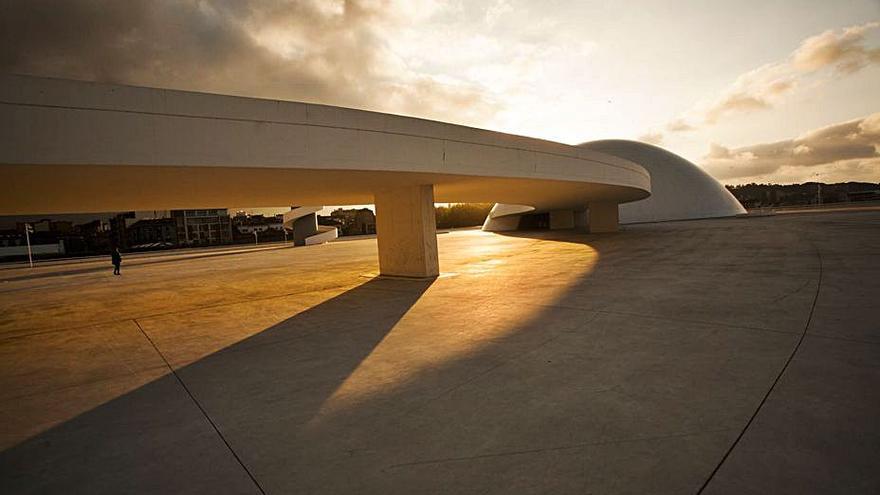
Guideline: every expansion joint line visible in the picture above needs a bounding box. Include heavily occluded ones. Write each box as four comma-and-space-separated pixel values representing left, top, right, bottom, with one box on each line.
696, 242, 824, 494
131, 318, 267, 495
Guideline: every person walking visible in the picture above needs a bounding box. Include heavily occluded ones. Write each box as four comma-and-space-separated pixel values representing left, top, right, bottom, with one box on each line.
111, 247, 122, 275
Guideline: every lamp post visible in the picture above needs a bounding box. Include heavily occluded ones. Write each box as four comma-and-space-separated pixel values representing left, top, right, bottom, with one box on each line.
24, 223, 34, 268
253, 230, 258, 245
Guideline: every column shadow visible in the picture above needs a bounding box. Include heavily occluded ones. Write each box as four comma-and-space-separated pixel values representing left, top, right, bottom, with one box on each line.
0, 276, 433, 494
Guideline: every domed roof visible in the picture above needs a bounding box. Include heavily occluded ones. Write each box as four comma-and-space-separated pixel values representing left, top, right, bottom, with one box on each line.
578, 139, 746, 224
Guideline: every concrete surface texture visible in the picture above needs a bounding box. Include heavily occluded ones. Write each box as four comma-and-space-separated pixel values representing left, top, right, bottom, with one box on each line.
0, 74, 649, 215
0, 210, 877, 494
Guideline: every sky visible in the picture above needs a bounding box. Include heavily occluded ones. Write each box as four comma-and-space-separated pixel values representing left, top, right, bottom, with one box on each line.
1, 0, 879, 191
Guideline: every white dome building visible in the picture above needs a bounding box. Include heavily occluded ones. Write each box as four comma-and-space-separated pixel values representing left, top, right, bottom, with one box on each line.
483, 139, 745, 231
578, 140, 745, 224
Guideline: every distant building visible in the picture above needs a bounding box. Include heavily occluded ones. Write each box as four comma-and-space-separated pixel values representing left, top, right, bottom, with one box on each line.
231, 213, 287, 243
0, 228, 66, 259
76, 219, 111, 254
233, 214, 284, 234
15, 219, 73, 233
330, 208, 376, 236
128, 218, 178, 248
317, 215, 343, 229
171, 209, 233, 246
4, 219, 79, 258
0, 230, 24, 248
109, 212, 136, 248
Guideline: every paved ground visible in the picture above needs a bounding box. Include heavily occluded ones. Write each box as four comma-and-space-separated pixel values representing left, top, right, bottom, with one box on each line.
0, 211, 877, 494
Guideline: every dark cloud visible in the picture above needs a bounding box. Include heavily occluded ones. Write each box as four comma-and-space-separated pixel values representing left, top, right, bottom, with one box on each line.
0, 0, 497, 124
703, 112, 880, 181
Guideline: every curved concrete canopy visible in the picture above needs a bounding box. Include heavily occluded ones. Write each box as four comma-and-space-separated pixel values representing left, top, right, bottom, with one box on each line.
578, 139, 746, 224
0, 74, 650, 215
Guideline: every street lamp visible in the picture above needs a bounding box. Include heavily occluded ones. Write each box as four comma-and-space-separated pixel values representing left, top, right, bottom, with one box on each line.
24, 223, 34, 268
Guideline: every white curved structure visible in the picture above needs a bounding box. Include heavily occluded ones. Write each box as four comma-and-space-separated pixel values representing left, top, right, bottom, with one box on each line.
0, 74, 652, 276
579, 140, 746, 224
482, 203, 536, 231
282, 206, 338, 246
484, 139, 745, 232
305, 227, 339, 246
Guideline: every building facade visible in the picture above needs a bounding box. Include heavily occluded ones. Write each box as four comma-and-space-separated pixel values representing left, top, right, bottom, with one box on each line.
330, 208, 376, 236
172, 209, 233, 246
128, 218, 178, 248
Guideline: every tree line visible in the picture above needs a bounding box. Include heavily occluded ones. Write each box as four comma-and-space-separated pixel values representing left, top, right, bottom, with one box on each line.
725, 182, 879, 208
435, 203, 493, 229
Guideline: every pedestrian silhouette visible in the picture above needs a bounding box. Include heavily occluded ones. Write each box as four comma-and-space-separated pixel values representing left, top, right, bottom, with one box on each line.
111, 247, 122, 275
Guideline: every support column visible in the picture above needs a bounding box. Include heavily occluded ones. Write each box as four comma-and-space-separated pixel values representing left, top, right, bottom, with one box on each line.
291, 213, 318, 246
588, 202, 619, 233
549, 210, 575, 230
374, 184, 439, 278
574, 209, 589, 231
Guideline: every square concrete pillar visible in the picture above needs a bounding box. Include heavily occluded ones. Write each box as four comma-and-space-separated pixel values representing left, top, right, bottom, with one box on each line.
549, 209, 575, 230
574, 209, 589, 231
374, 184, 439, 278
588, 202, 619, 233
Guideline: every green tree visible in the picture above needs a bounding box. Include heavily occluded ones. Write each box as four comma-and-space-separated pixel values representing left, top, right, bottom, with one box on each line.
434, 203, 493, 229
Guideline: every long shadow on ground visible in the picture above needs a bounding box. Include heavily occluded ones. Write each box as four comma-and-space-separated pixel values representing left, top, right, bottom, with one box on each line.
0, 277, 432, 494
0, 221, 834, 494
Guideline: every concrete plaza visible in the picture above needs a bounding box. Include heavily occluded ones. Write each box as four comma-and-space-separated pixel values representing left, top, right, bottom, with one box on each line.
1, 211, 878, 494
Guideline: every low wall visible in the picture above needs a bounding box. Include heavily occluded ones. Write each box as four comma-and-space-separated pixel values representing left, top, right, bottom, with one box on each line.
0, 241, 65, 257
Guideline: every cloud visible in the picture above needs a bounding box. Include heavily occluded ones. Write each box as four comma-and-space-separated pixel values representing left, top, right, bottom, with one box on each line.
665, 119, 695, 132
637, 132, 664, 145
637, 114, 702, 144
0, 0, 498, 126
793, 21, 880, 73
859, 112, 880, 135
664, 22, 880, 130
485, 0, 514, 27
706, 143, 733, 159
701, 74, 801, 125
702, 112, 880, 183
